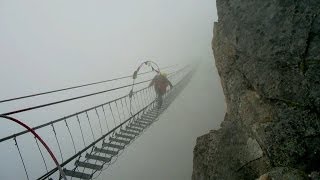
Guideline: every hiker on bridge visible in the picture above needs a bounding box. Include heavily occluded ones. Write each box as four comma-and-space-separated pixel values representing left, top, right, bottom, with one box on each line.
149, 72, 173, 108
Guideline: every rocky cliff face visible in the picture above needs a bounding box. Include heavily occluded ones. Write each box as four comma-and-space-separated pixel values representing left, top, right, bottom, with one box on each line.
193, 1, 320, 179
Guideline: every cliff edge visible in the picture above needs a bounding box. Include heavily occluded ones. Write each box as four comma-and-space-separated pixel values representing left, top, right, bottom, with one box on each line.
193, 1, 320, 179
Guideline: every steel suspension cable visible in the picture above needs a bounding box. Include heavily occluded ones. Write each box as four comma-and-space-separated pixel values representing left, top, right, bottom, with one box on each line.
101, 106, 110, 132
120, 99, 127, 120
1, 66, 187, 117
140, 90, 147, 107
95, 108, 104, 135
108, 104, 117, 128
1, 65, 191, 179
35, 137, 49, 173
0, 64, 177, 104
64, 119, 77, 154
76, 115, 86, 147
85, 112, 96, 141
0, 115, 67, 180
14, 137, 30, 180
90, 70, 194, 179
123, 97, 131, 116
1, 79, 153, 116
135, 92, 142, 109
114, 101, 122, 123
51, 124, 64, 162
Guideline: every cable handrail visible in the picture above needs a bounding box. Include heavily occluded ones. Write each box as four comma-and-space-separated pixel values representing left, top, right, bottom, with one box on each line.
0, 64, 178, 104
0, 65, 188, 116
0, 65, 190, 143
37, 66, 194, 180
0, 79, 151, 116
37, 100, 154, 180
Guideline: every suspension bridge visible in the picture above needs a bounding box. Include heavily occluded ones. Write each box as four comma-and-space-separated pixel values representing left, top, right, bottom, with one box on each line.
0, 63, 196, 180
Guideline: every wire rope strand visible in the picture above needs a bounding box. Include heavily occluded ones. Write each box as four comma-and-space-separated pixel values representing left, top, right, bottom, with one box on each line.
51, 124, 64, 162
114, 101, 122, 123
134, 95, 141, 111
120, 98, 127, 120
123, 97, 131, 116
109, 103, 117, 127
85, 112, 96, 141
101, 106, 110, 132
1, 78, 153, 116
14, 137, 30, 180
34, 137, 49, 173
64, 119, 77, 154
76, 115, 86, 147
95, 108, 104, 135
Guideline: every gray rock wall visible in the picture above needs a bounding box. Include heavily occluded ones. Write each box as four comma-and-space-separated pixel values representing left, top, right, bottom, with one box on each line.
193, 1, 320, 179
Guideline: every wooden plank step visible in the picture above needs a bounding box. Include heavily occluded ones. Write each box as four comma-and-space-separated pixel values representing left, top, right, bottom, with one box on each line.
149, 111, 159, 115
64, 169, 91, 179
143, 113, 157, 118
102, 142, 125, 150
94, 147, 118, 156
130, 123, 145, 129
85, 154, 111, 163
142, 115, 157, 120
134, 121, 148, 127
116, 132, 136, 139
137, 119, 152, 124
119, 129, 139, 137
135, 120, 150, 126
109, 137, 130, 145
75, 160, 102, 170
126, 126, 142, 132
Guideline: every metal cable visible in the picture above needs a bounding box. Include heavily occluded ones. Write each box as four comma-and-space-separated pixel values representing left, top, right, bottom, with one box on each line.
1, 79, 153, 116
133, 94, 139, 110
70, 156, 82, 180
64, 119, 77, 154
37, 68, 195, 180
86, 112, 96, 141
14, 137, 30, 180
120, 99, 127, 120
145, 88, 151, 104
109, 104, 117, 127
123, 97, 131, 116
129, 97, 134, 115
148, 87, 155, 103
101, 106, 110, 132
95, 108, 104, 135
114, 101, 122, 123
80, 147, 94, 178
136, 92, 143, 108
147, 88, 153, 106
0, 64, 177, 104
51, 124, 64, 162
142, 91, 147, 107
134, 95, 141, 111
140, 90, 147, 107
35, 137, 49, 173
88, 146, 101, 175
76, 115, 86, 147
138, 91, 146, 108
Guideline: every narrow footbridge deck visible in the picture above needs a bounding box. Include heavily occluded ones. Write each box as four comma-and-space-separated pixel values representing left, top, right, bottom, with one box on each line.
0, 64, 195, 180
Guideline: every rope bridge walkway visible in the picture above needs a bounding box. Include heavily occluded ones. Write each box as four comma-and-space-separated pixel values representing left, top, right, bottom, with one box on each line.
0, 63, 195, 180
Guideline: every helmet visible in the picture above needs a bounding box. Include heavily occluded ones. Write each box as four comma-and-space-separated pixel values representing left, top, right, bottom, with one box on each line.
160, 72, 168, 77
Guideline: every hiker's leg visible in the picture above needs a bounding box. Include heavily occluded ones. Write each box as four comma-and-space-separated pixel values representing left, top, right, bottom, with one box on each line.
158, 94, 163, 108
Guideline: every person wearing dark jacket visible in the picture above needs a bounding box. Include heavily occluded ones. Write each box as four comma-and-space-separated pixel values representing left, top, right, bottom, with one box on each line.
149, 72, 173, 108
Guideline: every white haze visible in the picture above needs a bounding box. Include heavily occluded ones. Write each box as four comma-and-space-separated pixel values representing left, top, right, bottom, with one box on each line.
0, 0, 221, 179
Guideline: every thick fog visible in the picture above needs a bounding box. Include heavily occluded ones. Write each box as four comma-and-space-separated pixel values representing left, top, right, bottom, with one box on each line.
101, 61, 225, 180
0, 0, 222, 180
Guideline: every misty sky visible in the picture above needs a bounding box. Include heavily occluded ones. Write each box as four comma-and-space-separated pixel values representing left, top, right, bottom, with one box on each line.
0, 0, 217, 97
0, 1, 221, 180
